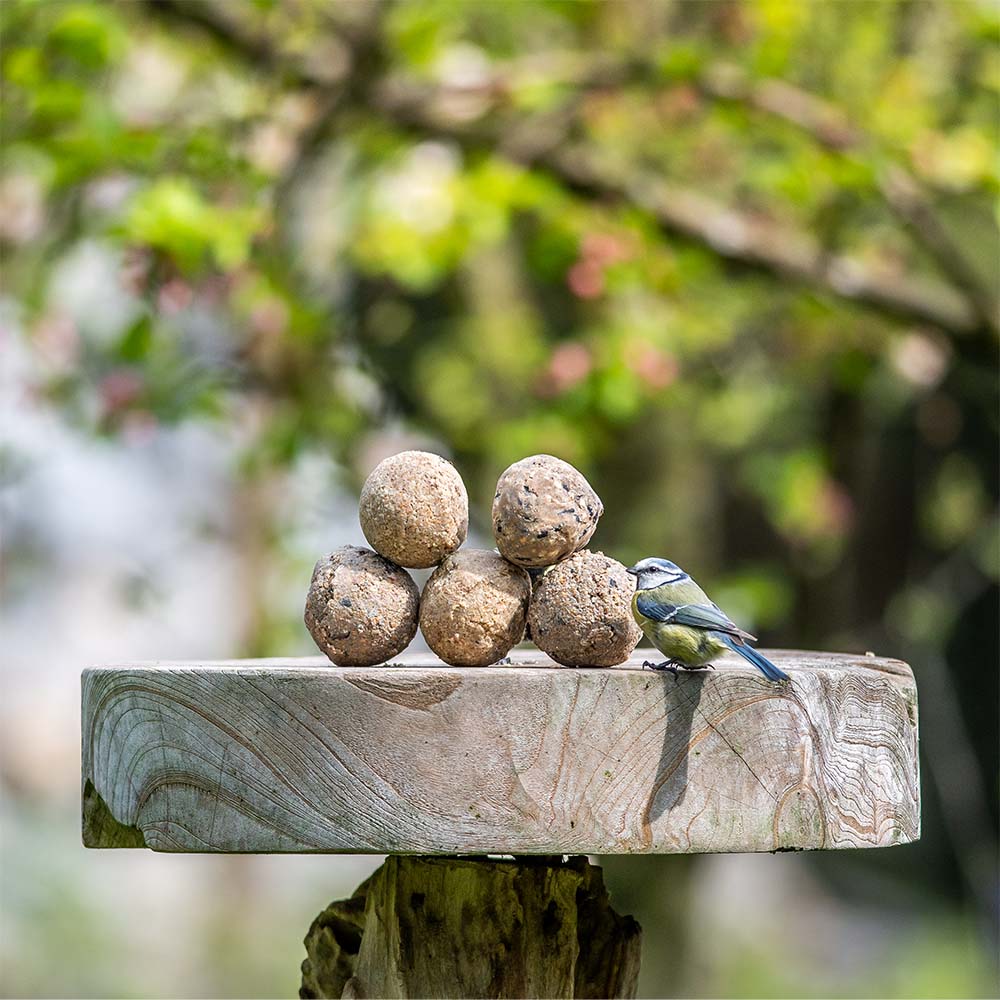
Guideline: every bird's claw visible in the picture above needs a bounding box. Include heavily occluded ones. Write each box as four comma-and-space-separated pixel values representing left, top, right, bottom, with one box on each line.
643, 659, 680, 678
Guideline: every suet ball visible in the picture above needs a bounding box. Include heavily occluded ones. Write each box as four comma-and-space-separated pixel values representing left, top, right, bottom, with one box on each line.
419, 549, 531, 666
528, 550, 640, 666
305, 545, 419, 666
360, 451, 468, 569
492, 454, 603, 568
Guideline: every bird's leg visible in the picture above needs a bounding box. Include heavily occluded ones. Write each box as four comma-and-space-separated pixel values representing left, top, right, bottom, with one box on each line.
643, 658, 681, 677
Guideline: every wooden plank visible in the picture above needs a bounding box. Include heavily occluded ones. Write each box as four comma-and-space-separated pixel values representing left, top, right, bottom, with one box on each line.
81, 650, 919, 855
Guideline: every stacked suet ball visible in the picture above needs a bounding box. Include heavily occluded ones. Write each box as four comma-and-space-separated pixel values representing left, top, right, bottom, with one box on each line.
360, 451, 468, 569
528, 550, 640, 667
419, 549, 531, 666
492, 455, 603, 568
305, 546, 419, 666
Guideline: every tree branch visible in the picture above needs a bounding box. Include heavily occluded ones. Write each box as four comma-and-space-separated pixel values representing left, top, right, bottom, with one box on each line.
697, 63, 999, 335
374, 79, 979, 334
139, 1, 983, 335
270, 3, 389, 215
397, 52, 997, 334
876, 165, 999, 337
146, 0, 296, 80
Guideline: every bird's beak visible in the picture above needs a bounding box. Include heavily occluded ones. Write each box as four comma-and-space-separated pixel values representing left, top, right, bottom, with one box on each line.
625, 565, 638, 576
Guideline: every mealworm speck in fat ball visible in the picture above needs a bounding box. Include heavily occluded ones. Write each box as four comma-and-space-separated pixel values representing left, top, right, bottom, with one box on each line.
419, 549, 532, 666
360, 451, 469, 568
304, 546, 419, 666
492, 454, 603, 568
528, 550, 640, 667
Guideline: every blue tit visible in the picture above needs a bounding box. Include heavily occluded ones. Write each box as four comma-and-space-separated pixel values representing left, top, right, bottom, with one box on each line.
625, 557, 789, 683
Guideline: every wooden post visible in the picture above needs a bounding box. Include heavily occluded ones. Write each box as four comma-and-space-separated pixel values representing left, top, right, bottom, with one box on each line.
81, 650, 919, 997
300, 855, 641, 999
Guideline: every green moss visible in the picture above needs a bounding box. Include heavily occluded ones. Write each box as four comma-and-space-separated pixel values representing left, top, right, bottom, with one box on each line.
81, 779, 146, 849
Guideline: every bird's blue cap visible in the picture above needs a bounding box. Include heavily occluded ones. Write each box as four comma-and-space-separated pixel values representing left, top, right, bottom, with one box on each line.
626, 557, 682, 576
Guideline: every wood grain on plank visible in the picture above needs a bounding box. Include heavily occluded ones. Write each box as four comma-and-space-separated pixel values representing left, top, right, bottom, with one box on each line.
81, 650, 919, 854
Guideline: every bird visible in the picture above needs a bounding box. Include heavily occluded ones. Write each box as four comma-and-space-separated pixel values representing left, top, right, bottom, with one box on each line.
625, 557, 789, 683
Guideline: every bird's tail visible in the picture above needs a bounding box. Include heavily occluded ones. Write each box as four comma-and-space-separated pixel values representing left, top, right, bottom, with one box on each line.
719, 635, 790, 683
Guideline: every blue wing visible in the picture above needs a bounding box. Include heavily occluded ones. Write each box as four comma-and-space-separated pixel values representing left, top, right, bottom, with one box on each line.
634, 591, 677, 623
635, 592, 755, 641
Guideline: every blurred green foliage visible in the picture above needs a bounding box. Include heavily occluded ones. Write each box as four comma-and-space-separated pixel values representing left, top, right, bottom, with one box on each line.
2, 0, 997, 997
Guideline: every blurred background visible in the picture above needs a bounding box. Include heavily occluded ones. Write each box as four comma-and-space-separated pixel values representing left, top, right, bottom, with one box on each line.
1, 0, 998, 997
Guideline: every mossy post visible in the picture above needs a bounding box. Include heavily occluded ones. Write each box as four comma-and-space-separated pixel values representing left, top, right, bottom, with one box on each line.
82, 649, 919, 998
300, 856, 641, 999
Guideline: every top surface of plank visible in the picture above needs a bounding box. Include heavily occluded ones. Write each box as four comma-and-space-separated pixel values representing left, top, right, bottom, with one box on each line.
82, 649, 919, 855
84, 648, 914, 676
